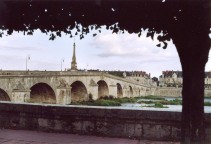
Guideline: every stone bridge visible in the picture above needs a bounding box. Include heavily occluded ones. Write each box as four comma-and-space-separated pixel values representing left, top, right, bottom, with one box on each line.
0, 71, 155, 104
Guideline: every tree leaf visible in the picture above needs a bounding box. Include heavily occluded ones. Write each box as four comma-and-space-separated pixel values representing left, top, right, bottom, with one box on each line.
27, 31, 33, 35
80, 34, 84, 39
146, 32, 150, 37
163, 42, 167, 49
156, 43, 161, 47
56, 31, 61, 37
49, 33, 56, 40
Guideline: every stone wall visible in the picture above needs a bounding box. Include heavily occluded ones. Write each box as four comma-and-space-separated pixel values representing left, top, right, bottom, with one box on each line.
1, 102, 211, 142
155, 87, 182, 97
155, 87, 211, 97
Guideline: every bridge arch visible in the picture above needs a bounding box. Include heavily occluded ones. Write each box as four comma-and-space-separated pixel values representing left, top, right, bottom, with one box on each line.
97, 80, 109, 98
117, 83, 123, 98
129, 85, 133, 97
70, 81, 88, 102
30, 83, 56, 104
0, 88, 10, 101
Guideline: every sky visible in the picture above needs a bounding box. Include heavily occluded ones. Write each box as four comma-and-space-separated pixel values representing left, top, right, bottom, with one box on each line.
0, 28, 210, 78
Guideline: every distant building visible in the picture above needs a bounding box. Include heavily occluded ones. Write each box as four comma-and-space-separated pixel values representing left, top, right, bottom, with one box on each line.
159, 71, 183, 87
159, 70, 211, 88
125, 71, 150, 84
105, 70, 157, 86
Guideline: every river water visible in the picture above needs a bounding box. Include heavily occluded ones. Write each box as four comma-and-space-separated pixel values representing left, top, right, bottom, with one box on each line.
121, 97, 211, 113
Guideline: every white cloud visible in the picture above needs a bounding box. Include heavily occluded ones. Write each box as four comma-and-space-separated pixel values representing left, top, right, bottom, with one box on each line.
91, 31, 178, 59
87, 31, 182, 77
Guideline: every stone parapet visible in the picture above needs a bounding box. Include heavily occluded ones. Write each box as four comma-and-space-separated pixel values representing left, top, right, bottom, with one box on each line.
0, 102, 183, 141
1, 102, 211, 142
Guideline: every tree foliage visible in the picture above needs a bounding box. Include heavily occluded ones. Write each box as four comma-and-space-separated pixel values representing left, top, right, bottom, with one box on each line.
0, 0, 210, 49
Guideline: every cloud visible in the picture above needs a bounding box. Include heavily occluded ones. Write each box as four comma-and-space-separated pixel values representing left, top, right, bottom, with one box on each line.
0, 54, 61, 71
87, 30, 183, 77
91, 31, 177, 58
0, 44, 42, 52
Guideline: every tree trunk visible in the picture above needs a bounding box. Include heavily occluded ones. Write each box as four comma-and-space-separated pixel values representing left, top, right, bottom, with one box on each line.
172, 29, 210, 143
181, 58, 206, 143
168, 2, 210, 142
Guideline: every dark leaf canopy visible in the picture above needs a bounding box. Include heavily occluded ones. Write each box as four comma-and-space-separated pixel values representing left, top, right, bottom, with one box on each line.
0, 0, 210, 48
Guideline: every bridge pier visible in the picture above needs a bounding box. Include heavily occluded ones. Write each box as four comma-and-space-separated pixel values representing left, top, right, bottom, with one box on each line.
109, 84, 117, 98
11, 81, 30, 103
12, 89, 31, 103
122, 86, 127, 98
89, 85, 98, 100
56, 86, 71, 105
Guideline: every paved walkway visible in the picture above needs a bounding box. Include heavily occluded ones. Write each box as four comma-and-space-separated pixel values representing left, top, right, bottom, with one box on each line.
0, 129, 180, 144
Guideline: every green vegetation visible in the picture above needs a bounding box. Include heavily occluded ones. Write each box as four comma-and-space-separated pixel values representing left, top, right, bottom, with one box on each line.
139, 95, 165, 100
71, 99, 121, 106
138, 98, 182, 105
71, 97, 139, 106
71, 95, 211, 107
154, 103, 169, 108
143, 102, 169, 108
204, 101, 211, 106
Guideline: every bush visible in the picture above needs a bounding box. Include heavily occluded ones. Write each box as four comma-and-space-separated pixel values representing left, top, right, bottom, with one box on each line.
99, 95, 114, 100
204, 102, 211, 106
154, 102, 167, 108
114, 97, 137, 103
93, 99, 121, 106
138, 100, 155, 104
71, 99, 121, 106
88, 93, 93, 101
140, 95, 165, 100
